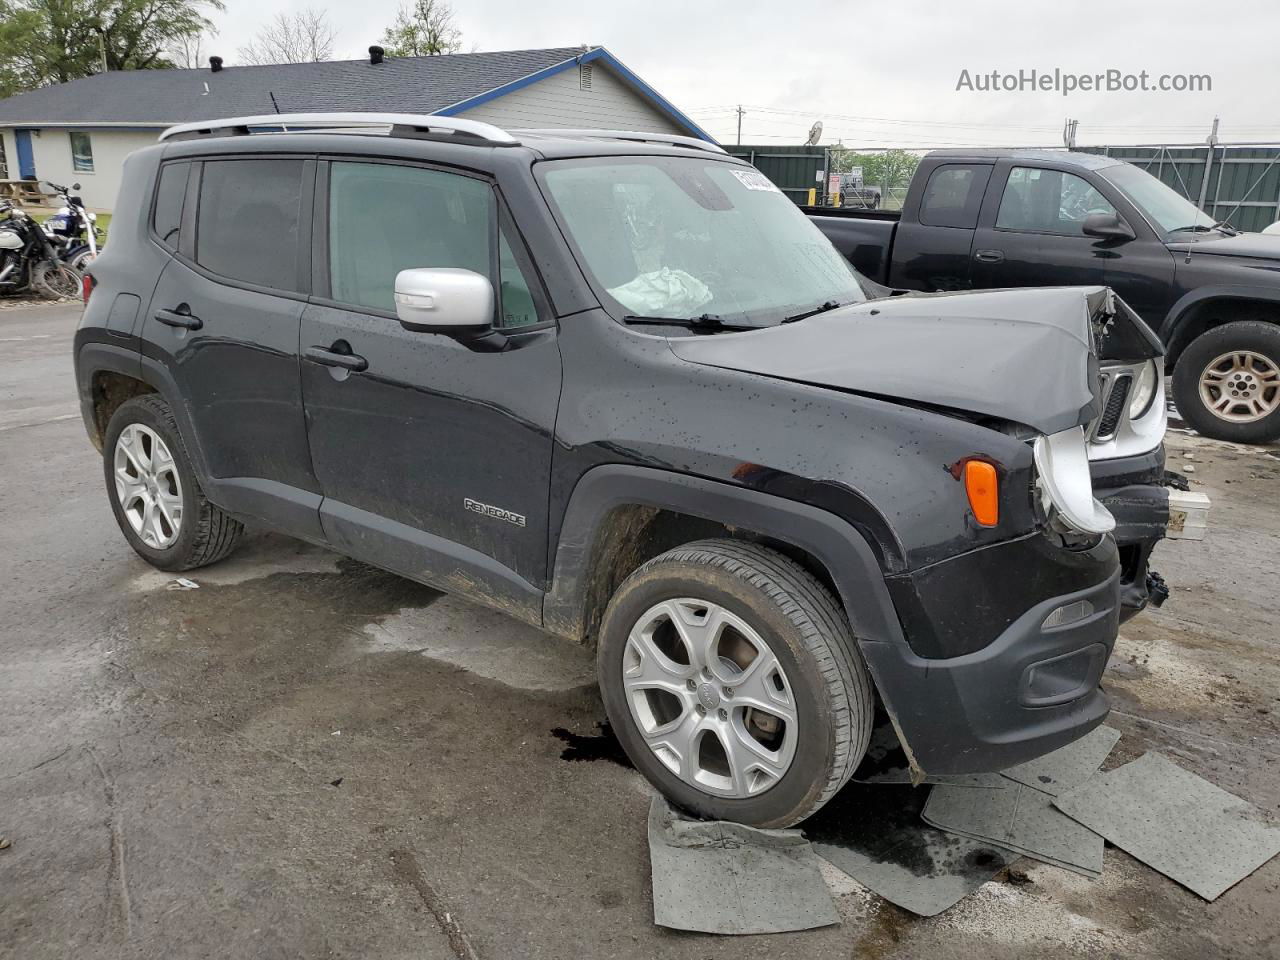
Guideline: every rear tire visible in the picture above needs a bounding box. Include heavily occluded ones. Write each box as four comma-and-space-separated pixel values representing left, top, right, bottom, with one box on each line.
103, 394, 244, 571
1172, 321, 1280, 443
597, 538, 873, 827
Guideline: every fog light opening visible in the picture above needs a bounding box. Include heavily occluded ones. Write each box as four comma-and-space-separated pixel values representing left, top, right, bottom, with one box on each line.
1042, 598, 1095, 630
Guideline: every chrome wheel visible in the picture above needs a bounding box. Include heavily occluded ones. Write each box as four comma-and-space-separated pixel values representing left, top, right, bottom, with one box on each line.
113, 424, 183, 548
1198, 350, 1280, 423
622, 598, 798, 798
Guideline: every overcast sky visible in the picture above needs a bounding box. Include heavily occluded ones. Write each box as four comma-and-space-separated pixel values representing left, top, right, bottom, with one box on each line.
206, 0, 1279, 148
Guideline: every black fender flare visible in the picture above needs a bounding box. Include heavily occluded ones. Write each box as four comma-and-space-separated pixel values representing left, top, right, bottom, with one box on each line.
1160, 284, 1280, 357
542, 464, 907, 651
75, 340, 214, 486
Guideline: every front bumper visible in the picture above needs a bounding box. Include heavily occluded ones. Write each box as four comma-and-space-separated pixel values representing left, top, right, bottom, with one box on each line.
1091, 445, 1169, 622
867, 535, 1120, 775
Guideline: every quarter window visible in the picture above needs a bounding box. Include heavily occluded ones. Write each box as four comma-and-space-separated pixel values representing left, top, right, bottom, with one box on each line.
918, 164, 990, 228
996, 166, 1117, 235
70, 132, 94, 173
196, 159, 304, 290
152, 162, 188, 250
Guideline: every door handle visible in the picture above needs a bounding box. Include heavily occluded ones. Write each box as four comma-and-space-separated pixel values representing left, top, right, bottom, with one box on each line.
155, 306, 202, 330
974, 249, 1005, 264
305, 345, 368, 372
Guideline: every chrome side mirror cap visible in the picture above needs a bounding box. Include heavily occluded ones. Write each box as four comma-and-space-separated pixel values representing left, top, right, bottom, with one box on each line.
394, 267, 494, 334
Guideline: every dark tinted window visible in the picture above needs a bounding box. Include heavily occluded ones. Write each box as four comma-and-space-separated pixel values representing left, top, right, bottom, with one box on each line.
196, 159, 303, 290
328, 161, 492, 313
498, 227, 539, 328
152, 162, 188, 250
918, 163, 991, 228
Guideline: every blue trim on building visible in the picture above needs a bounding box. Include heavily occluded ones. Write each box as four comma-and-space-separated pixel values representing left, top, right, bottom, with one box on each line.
437, 47, 715, 143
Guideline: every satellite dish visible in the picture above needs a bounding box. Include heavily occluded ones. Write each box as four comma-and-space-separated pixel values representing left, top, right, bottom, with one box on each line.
806, 121, 823, 146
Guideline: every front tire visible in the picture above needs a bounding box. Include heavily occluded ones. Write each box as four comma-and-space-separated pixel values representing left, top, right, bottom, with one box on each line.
1172, 321, 1280, 443
103, 395, 244, 571
32, 260, 80, 300
597, 539, 873, 827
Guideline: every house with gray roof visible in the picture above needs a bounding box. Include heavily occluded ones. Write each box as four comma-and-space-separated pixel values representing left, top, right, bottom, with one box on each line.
0, 45, 710, 210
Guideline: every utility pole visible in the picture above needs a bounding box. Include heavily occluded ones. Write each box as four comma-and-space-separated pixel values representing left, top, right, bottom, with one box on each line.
735, 105, 745, 146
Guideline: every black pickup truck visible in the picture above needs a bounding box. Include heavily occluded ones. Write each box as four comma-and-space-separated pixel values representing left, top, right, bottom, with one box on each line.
808, 149, 1280, 443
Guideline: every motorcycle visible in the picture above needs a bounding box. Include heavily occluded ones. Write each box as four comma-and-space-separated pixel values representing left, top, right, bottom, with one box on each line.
40, 180, 102, 272
0, 198, 83, 300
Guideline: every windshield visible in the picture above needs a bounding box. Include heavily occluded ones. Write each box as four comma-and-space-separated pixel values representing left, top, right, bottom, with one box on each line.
539, 156, 867, 326
1100, 163, 1216, 234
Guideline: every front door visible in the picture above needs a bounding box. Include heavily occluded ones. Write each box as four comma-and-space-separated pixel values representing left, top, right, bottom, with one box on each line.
969, 162, 1178, 324
299, 159, 560, 623
139, 156, 322, 540
15, 129, 35, 179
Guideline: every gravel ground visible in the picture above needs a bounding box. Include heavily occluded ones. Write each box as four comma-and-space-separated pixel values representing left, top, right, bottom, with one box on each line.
2, 302, 1278, 959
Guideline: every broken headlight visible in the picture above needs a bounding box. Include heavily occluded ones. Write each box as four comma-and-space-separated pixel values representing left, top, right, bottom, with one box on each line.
1033, 427, 1116, 536
1128, 359, 1160, 419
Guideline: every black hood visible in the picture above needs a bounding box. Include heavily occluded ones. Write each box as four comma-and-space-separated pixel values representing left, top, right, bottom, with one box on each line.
667, 286, 1161, 435
1169, 231, 1280, 261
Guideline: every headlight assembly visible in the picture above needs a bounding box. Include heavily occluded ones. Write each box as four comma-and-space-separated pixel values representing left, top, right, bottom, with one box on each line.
1033, 427, 1116, 536
1128, 359, 1160, 419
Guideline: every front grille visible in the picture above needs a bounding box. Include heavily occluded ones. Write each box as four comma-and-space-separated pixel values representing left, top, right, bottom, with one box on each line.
1095, 373, 1132, 440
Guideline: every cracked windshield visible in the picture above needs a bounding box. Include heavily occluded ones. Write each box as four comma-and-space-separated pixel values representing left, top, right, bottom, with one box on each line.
542, 157, 867, 326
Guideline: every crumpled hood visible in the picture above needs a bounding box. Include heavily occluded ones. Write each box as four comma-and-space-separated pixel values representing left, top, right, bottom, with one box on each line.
668, 286, 1161, 435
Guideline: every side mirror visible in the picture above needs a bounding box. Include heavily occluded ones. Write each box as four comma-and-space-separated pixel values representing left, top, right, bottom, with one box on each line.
394, 267, 494, 334
1082, 212, 1135, 242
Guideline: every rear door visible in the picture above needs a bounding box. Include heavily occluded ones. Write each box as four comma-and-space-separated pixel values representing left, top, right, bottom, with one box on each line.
888, 162, 992, 291
298, 158, 561, 622
140, 155, 323, 540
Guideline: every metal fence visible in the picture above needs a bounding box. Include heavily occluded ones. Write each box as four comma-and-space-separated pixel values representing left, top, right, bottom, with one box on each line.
725, 145, 826, 204
1081, 144, 1280, 232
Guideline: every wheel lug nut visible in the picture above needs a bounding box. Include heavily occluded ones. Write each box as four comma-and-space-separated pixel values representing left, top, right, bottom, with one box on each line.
695, 704, 705, 716
718, 708, 728, 721
687, 679, 697, 691
722, 687, 734, 699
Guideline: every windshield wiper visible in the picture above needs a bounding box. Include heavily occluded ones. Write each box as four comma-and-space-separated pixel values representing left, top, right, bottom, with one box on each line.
782, 300, 843, 324
623, 313, 757, 331
1169, 222, 1236, 235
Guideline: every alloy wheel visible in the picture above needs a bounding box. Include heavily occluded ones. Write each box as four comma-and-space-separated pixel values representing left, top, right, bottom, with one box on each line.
1198, 350, 1280, 423
113, 424, 184, 548
622, 598, 798, 798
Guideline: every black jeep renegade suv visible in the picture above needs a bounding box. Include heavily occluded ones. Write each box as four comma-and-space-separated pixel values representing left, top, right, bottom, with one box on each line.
74, 115, 1163, 827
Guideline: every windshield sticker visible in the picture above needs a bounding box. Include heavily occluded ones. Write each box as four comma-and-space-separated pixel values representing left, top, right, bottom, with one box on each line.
731, 170, 781, 193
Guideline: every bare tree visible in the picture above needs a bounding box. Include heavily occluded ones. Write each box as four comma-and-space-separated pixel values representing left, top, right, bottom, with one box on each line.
381, 0, 461, 57
167, 30, 210, 69
236, 8, 335, 65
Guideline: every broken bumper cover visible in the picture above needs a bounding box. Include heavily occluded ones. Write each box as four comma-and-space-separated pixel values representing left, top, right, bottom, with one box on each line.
864, 536, 1121, 775
1091, 445, 1171, 622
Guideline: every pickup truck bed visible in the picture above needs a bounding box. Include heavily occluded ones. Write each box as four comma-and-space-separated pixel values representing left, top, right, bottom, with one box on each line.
801, 207, 900, 284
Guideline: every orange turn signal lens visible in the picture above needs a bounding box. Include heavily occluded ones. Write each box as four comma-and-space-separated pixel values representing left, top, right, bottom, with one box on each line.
963, 460, 999, 527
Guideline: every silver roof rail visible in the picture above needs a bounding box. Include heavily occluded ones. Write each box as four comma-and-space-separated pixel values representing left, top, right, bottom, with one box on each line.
159, 113, 519, 145
513, 128, 726, 154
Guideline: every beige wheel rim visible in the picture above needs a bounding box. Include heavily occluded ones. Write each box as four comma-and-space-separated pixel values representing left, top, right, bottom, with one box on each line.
1197, 350, 1280, 423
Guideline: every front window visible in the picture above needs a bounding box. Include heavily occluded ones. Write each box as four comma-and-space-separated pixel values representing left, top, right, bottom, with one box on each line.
995, 166, 1116, 235
1100, 163, 1215, 234
539, 156, 867, 327
70, 132, 93, 173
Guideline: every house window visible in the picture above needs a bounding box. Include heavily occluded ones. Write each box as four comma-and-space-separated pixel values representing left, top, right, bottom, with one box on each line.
70, 132, 94, 173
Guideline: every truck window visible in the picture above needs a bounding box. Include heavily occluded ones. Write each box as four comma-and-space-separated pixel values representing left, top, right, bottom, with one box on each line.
995, 167, 1117, 236
151, 162, 189, 250
196, 159, 304, 291
918, 164, 990, 228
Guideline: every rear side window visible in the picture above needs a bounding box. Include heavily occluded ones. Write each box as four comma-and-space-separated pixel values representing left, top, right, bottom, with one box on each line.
152, 162, 188, 250
918, 163, 991, 228
196, 159, 304, 290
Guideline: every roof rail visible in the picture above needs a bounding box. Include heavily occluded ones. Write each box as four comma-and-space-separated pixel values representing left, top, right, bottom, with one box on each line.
159, 113, 519, 145
513, 128, 726, 155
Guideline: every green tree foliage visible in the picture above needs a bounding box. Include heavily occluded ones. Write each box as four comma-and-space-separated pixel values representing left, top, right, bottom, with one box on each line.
381, 0, 461, 58
830, 148, 921, 190
0, 0, 223, 97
